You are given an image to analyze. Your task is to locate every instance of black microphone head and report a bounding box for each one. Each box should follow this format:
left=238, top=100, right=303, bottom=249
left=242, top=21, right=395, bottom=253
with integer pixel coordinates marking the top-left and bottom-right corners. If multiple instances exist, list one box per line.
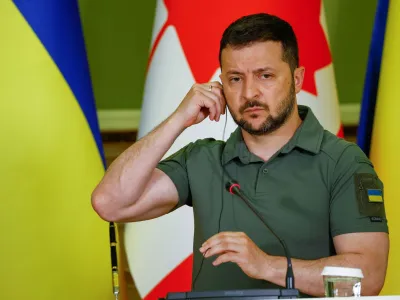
left=226, top=181, right=240, bottom=194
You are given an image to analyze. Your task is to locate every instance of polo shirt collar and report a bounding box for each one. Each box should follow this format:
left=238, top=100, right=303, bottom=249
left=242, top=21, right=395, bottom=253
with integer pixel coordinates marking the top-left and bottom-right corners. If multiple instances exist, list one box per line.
left=222, top=126, right=250, bottom=165
left=222, top=105, right=324, bottom=165
left=280, top=105, right=324, bottom=154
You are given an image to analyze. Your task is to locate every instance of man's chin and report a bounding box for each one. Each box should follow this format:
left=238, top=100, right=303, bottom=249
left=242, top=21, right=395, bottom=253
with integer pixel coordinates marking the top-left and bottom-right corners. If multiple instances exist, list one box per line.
left=233, top=116, right=272, bottom=134
left=240, top=123, right=270, bottom=135
left=243, top=128, right=269, bottom=136
left=243, top=119, right=267, bottom=129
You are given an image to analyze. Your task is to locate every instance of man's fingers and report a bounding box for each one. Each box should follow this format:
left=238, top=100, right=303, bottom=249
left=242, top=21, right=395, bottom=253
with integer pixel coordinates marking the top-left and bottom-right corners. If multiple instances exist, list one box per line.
left=196, top=89, right=222, bottom=121
left=199, top=82, right=226, bottom=119
left=203, top=231, right=247, bottom=244
left=200, top=81, right=223, bottom=92
left=208, top=85, right=226, bottom=116
left=200, top=96, right=216, bottom=121
left=205, top=231, right=246, bottom=243
left=198, top=83, right=222, bottom=98
left=200, top=232, right=247, bottom=253
left=198, top=81, right=226, bottom=121
left=203, top=240, right=243, bottom=258
left=212, top=252, right=242, bottom=266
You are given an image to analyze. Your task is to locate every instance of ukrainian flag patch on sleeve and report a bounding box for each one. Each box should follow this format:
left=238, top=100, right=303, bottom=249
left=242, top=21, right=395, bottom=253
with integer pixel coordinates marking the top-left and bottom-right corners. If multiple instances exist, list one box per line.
left=367, top=189, right=383, bottom=203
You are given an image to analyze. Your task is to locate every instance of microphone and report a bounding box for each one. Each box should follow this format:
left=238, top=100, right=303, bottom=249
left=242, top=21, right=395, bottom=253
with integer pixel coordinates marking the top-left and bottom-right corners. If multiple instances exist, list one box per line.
left=226, top=181, right=295, bottom=290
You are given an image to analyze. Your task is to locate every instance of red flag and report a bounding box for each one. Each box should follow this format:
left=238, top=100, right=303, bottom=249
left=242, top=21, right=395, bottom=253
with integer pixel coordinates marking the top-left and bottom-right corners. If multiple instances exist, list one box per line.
left=125, top=1, right=343, bottom=300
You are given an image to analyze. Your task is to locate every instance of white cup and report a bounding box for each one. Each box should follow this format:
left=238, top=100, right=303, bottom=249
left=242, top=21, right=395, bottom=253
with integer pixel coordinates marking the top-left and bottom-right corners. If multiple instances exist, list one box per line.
left=321, top=266, right=364, bottom=297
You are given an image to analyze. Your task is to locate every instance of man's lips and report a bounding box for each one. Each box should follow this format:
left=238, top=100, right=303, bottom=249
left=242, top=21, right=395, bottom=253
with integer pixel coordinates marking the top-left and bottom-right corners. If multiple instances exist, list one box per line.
left=244, top=107, right=264, bottom=113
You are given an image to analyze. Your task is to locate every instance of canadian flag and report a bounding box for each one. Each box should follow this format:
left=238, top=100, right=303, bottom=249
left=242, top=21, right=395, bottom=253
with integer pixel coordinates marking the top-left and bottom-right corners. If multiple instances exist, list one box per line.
left=124, top=1, right=342, bottom=300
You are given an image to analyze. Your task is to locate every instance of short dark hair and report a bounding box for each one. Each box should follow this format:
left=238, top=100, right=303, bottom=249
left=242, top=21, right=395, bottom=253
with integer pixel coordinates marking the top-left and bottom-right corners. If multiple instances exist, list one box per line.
left=219, top=13, right=299, bottom=72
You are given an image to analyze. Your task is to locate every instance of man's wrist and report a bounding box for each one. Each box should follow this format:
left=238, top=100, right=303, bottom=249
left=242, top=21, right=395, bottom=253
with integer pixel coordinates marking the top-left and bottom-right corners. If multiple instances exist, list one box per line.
left=259, top=253, right=277, bottom=281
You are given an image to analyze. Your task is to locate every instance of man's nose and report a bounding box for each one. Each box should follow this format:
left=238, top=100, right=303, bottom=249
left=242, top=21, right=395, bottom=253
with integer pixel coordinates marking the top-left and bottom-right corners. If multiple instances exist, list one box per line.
left=242, top=77, right=260, bottom=101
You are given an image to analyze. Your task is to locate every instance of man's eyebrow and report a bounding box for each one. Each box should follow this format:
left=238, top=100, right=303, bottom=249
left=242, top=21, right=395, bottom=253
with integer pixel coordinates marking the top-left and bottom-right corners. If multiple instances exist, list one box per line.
left=226, top=70, right=244, bottom=75
left=226, top=67, right=276, bottom=75
left=253, top=67, right=276, bottom=73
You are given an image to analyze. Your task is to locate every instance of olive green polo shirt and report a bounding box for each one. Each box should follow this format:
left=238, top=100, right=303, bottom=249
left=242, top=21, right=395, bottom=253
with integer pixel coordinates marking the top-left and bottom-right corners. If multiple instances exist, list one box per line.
left=157, top=105, right=388, bottom=297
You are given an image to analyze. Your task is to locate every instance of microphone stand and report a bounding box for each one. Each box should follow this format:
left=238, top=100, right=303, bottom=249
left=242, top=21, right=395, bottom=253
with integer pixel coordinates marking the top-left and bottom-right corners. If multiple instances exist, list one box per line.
left=227, top=182, right=296, bottom=291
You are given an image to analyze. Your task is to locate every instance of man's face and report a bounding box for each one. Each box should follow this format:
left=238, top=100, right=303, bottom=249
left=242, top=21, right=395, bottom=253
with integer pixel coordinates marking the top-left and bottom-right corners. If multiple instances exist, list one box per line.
left=220, top=41, right=302, bottom=135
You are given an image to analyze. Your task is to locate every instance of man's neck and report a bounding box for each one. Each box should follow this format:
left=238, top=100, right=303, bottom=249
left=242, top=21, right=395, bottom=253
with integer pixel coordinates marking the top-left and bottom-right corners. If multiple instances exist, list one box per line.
left=241, top=107, right=303, bottom=162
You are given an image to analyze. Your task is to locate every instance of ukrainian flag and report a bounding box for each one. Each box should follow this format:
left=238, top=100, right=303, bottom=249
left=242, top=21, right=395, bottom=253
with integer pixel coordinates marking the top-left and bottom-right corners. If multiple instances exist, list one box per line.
left=367, top=189, right=384, bottom=203
left=357, top=0, right=400, bottom=295
left=0, top=1, right=119, bottom=299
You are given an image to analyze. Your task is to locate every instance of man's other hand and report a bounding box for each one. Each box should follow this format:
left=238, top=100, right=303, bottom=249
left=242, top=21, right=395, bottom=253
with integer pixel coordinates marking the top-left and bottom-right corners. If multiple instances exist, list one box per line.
left=200, top=231, right=270, bottom=280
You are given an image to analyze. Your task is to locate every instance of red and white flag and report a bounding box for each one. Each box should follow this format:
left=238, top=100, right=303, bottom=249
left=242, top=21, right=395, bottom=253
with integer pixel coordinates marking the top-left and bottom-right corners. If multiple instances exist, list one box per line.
left=125, top=1, right=342, bottom=299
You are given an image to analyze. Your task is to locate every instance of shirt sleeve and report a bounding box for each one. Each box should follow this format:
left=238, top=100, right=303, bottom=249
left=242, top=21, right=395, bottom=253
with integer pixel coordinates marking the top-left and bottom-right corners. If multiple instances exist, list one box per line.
left=156, top=143, right=194, bottom=211
left=330, top=144, right=388, bottom=237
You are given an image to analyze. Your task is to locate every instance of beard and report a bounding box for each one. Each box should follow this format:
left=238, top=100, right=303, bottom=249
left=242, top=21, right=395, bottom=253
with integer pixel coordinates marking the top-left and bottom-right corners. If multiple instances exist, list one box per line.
left=229, top=82, right=296, bottom=136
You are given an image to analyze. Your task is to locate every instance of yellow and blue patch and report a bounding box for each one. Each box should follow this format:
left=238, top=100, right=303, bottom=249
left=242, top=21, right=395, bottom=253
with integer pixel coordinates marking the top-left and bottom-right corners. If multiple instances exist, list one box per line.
left=367, top=189, right=384, bottom=203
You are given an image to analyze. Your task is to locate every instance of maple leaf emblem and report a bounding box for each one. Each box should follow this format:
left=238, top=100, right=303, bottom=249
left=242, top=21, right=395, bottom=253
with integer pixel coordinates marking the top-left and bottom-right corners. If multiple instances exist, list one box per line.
left=150, top=0, right=332, bottom=96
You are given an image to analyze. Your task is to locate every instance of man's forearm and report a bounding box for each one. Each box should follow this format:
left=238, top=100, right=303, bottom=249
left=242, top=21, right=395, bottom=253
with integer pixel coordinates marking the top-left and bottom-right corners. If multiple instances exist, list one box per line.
left=92, top=113, right=185, bottom=211
left=263, top=253, right=376, bottom=297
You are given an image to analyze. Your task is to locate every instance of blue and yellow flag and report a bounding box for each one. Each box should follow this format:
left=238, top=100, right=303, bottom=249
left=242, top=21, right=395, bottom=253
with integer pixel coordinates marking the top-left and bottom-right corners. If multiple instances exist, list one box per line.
left=0, top=1, right=123, bottom=299
left=357, top=0, right=389, bottom=156
left=357, top=0, right=400, bottom=295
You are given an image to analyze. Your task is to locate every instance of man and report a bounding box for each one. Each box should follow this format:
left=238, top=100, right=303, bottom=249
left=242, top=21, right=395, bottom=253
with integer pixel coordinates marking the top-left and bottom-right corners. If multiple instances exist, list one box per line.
left=92, top=13, right=389, bottom=297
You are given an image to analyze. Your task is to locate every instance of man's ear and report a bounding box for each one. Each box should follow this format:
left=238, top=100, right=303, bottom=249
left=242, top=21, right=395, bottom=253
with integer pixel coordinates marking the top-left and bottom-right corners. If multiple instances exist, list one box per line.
left=293, top=67, right=305, bottom=93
